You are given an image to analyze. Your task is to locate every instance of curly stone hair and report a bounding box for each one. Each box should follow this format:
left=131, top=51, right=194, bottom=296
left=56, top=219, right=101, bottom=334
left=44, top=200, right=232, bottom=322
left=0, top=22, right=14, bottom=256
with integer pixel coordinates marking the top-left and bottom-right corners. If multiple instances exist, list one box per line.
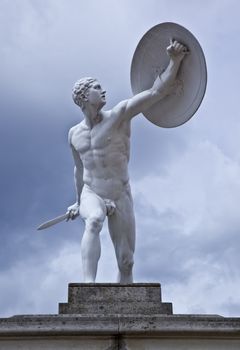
left=72, top=77, right=96, bottom=108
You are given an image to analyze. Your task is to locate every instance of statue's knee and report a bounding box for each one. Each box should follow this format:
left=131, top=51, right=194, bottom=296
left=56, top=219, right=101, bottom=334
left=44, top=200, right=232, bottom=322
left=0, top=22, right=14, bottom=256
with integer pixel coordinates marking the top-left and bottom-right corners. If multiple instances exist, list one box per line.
left=86, top=216, right=103, bottom=233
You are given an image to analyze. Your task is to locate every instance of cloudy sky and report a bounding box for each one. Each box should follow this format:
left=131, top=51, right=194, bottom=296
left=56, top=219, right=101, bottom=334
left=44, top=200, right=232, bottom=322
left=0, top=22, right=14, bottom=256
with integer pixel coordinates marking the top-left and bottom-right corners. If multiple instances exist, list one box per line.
left=1, top=0, right=240, bottom=318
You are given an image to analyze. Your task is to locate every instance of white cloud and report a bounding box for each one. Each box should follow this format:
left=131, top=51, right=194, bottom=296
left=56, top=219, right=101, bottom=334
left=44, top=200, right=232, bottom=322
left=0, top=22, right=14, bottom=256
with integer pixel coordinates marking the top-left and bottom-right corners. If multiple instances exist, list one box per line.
left=0, top=240, right=80, bottom=317
left=133, top=140, right=240, bottom=235
left=0, top=223, right=119, bottom=317
left=132, top=139, right=240, bottom=315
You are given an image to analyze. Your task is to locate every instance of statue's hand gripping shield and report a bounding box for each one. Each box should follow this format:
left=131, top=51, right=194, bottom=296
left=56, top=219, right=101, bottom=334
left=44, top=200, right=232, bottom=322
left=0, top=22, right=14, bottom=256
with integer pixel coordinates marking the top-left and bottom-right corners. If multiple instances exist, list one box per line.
left=130, top=22, right=207, bottom=128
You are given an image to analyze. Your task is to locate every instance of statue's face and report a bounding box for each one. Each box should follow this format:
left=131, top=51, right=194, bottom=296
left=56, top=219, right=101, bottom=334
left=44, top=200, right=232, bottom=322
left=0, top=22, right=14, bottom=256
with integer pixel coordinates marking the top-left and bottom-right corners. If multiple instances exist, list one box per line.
left=86, top=81, right=106, bottom=109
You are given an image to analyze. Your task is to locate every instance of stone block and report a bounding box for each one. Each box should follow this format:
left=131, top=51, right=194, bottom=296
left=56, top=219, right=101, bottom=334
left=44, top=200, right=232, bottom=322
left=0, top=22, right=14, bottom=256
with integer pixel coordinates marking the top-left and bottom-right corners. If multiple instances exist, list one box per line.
left=58, top=283, right=173, bottom=315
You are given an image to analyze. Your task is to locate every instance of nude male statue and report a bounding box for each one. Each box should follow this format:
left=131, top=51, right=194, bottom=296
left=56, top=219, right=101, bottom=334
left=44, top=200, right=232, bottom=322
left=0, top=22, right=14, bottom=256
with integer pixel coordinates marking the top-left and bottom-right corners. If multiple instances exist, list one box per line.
left=67, top=40, right=187, bottom=283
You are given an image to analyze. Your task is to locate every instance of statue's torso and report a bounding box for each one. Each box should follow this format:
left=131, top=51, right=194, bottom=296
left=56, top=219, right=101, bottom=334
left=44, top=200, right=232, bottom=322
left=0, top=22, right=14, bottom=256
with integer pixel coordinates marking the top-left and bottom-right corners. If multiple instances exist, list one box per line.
left=71, top=110, right=131, bottom=201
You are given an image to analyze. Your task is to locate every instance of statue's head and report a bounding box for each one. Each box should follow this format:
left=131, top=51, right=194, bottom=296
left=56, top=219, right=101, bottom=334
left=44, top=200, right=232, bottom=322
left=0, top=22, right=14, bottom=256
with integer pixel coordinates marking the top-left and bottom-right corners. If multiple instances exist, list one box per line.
left=72, top=77, right=96, bottom=109
left=72, top=77, right=106, bottom=110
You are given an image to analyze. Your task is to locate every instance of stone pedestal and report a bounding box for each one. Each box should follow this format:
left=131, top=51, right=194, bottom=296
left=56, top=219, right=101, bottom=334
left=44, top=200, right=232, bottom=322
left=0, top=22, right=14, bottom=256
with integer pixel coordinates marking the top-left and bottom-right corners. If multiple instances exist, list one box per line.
left=0, top=283, right=240, bottom=349
left=59, top=283, right=172, bottom=315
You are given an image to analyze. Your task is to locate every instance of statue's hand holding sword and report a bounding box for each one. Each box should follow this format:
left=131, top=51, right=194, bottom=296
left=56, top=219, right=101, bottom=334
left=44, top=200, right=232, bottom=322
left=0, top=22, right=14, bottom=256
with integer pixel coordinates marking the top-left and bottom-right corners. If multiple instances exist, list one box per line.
left=37, top=203, right=80, bottom=231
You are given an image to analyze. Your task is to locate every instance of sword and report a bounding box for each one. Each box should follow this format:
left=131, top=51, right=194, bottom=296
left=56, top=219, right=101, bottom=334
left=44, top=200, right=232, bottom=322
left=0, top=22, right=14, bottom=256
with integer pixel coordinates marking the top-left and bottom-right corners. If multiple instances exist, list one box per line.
left=37, top=213, right=69, bottom=231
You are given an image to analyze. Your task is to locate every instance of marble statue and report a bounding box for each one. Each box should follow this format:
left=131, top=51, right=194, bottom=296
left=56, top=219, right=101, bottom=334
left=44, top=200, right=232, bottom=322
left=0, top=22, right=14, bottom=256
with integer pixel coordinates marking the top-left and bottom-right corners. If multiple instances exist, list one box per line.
left=66, top=40, right=187, bottom=283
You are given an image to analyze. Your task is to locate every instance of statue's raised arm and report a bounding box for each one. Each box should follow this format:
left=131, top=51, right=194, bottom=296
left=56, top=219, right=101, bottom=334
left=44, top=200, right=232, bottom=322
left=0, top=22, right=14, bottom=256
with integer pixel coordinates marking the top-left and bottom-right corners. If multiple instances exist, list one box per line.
left=125, top=40, right=188, bottom=119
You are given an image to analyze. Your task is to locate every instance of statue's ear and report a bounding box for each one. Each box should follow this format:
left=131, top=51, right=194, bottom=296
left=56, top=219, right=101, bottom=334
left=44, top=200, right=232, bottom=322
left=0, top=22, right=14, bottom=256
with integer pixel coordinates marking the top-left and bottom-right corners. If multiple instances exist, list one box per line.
left=83, top=95, right=88, bottom=102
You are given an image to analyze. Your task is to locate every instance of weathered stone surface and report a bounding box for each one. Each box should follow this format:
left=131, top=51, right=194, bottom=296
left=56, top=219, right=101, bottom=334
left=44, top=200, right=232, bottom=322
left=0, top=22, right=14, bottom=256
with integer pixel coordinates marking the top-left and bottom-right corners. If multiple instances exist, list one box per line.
left=0, top=336, right=240, bottom=350
left=1, top=312, right=240, bottom=349
left=1, top=314, right=240, bottom=337
left=59, top=283, right=173, bottom=315
left=126, top=338, right=240, bottom=350
left=0, top=337, right=112, bottom=350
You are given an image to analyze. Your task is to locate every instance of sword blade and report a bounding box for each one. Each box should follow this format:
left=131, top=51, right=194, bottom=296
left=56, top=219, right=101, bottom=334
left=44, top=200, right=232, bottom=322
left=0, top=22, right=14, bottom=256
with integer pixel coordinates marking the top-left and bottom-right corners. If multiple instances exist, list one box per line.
left=37, top=213, right=69, bottom=231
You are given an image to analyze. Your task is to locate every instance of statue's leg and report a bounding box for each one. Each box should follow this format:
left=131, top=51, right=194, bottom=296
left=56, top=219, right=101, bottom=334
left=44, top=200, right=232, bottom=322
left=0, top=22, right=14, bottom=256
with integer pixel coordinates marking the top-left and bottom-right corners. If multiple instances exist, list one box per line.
left=80, top=186, right=107, bottom=283
left=108, top=185, right=135, bottom=283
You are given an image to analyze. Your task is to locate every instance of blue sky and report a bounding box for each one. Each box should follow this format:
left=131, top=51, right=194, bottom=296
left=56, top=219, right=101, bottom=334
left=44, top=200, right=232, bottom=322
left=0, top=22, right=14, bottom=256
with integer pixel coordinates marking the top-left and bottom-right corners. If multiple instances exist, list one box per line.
left=1, top=0, right=240, bottom=317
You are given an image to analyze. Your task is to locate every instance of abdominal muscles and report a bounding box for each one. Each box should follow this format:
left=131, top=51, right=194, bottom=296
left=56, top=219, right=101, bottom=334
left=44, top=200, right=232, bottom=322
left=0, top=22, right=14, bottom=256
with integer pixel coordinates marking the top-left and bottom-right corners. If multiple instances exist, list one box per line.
left=82, top=137, right=130, bottom=200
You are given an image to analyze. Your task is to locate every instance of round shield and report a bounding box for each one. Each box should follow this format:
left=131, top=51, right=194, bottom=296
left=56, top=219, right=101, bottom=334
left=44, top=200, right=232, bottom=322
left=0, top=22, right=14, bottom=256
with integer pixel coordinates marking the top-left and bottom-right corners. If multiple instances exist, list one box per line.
left=130, top=22, right=207, bottom=128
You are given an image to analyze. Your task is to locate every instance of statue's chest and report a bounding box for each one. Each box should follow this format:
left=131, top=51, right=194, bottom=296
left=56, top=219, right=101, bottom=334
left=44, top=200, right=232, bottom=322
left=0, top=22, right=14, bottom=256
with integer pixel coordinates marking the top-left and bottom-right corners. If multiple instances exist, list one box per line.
left=72, top=129, right=91, bottom=154
left=72, top=126, right=113, bottom=154
left=90, top=126, right=114, bottom=149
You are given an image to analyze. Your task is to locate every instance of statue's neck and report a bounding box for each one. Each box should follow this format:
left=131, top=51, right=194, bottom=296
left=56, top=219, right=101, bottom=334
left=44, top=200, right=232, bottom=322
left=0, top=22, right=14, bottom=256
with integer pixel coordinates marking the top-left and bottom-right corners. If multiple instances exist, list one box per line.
left=83, top=106, right=103, bottom=129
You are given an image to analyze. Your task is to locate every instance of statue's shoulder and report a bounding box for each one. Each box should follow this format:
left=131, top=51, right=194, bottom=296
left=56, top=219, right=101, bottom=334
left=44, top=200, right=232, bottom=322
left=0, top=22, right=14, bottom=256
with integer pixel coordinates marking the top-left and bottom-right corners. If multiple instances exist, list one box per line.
left=107, top=100, right=129, bottom=124
left=68, top=122, right=83, bottom=144
left=112, top=99, right=128, bottom=115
